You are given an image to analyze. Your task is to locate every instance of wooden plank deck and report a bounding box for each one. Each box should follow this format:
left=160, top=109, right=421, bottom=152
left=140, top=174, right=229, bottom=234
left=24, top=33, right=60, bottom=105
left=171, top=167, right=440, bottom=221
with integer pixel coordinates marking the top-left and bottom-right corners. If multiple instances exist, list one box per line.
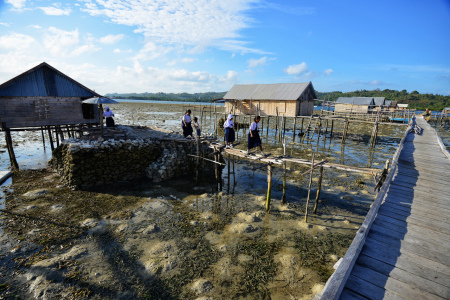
left=318, top=116, right=450, bottom=300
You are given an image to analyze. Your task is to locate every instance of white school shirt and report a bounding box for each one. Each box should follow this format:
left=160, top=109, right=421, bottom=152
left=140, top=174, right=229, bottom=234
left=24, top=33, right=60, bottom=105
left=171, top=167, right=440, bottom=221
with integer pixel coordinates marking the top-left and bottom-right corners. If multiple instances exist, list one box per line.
left=250, top=122, right=259, bottom=131
left=193, top=121, right=201, bottom=130
left=183, top=114, right=191, bottom=123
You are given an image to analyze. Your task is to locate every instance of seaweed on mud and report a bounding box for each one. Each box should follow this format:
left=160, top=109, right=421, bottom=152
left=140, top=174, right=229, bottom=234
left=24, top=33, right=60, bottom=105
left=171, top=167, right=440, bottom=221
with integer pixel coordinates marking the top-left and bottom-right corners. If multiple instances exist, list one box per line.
left=230, top=239, right=281, bottom=299
left=293, top=232, right=353, bottom=281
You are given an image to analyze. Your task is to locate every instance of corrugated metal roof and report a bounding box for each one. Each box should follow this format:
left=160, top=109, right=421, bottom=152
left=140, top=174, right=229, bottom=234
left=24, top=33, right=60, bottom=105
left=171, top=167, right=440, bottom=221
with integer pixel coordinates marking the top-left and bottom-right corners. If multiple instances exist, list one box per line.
left=397, top=103, right=409, bottom=108
left=373, top=97, right=386, bottom=105
left=0, top=62, right=100, bottom=98
left=223, top=82, right=316, bottom=101
left=335, top=97, right=375, bottom=106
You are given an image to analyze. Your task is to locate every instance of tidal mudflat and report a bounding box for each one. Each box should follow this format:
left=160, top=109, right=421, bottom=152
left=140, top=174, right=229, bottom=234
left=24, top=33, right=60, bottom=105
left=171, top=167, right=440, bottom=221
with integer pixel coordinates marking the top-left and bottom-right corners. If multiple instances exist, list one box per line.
left=1, top=102, right=438, bottom=299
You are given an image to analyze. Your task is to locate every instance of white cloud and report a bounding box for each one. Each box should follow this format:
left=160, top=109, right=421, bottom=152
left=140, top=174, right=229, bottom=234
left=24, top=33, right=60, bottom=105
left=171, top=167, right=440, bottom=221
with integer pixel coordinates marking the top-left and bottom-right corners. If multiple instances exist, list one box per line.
left=113, top=49, right=121, bottom=53
left=323, top=68, right=333, bottom=76
left=42, top=27, right=99, bottom=57
left=80, top=0, right=262, bottom=53
left=100, top=34, right=125, bottom=44
left=369, top=80, right=383, bottom=86
left=181, top=57, right=197, bottom=63
left=38, top=6, right=71, bottom=16
left=5, top=0, right=27, bottom=10
left=283, top=62, right=308, bottom=75
left=248, top=57, right=266, bottom=68
left=167, top=60, right=177, bottom=66
left=0, top=33, right=36, bottom=50
left=0, top=23, right=11, bottom=27
left=219, top=70, right=239, bottom=83
left=247, top=56, right=275, bottom=68
left=133, top=42, right=173, bottom=61
left=29, top=25, right=42, bottom=29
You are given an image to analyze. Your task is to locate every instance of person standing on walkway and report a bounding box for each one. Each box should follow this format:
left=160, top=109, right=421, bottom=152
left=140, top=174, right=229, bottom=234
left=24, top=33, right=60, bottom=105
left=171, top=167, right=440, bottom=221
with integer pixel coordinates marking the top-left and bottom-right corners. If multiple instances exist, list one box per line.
left=182, top=109, right=193, bottom=139
left=247, top=116, right=265, bottom=155
left=193, top=117, right=201, bottom=139
left=223, top=114, right=235, bottom=148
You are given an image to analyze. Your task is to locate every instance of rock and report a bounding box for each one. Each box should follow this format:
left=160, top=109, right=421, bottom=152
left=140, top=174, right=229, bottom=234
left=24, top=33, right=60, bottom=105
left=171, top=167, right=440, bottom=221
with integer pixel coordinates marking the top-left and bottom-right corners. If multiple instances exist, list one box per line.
left=312, top=283, right=325, bottom=295
left=24, top=205, right=38, bottom=211
left=329, top=254, right=339, bottom=262
left=142, top=224, right=160, bottom=234
left=80, top=218, right=99, bottom=228
left=115, top=223, right=129, bottom=233
left=238, top=254, right=252, bottom=263
left=50, top=204, right=64, bottom=212
left=23, top=189, right=47, bottom=198
left=191, top=278, right=213, bottom=295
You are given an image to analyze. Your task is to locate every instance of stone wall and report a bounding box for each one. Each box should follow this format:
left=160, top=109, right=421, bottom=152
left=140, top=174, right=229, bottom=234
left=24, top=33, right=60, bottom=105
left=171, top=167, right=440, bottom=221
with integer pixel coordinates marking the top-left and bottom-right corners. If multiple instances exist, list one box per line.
left=49, top=138, right=204, bottom=188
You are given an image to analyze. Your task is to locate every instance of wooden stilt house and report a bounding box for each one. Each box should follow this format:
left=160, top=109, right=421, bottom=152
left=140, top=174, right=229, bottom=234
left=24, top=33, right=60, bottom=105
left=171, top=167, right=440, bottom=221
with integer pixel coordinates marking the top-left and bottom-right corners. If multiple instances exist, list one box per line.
left=0, top=62, right=102, bottom=169
left=223, top=82, right=317, bottom=117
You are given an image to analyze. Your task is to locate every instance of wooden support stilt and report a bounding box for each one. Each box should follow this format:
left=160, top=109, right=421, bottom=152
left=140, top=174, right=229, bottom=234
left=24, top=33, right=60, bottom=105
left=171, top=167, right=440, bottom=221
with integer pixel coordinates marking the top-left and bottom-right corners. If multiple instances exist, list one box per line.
left=58, top=126, right=64, bottom=141
left=330, top=120, right=334, bottom=137
left=275, top=108, right=279, bottom=139
left=41, top=126, right=46, bottom=150
left=227, top=153, right=231, bottom=193
left=341, top=119, right=349, bottom=145
left=293, top=117, right=297, bottom=141
left=305, top=152, right=315, bottom=222
left=266, top=163, right=273, bottom=212
left=313, top=166, right=323, bottom=214
left=281, top=138, right=287, bottom=205
left=2, top=123, right=19, bottom=170
left=316, top=118, right=322, bottom=147
left=301, top=118, right=304, bottom=135
left=266, top=116, right=270, bottom=135
left=46, top=126, right=54, bottom=151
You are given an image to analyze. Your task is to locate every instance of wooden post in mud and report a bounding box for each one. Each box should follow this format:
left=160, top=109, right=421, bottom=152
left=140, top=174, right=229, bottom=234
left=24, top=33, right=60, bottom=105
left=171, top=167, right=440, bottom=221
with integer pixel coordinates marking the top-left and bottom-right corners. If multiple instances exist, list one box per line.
left=214, top=101, right=217, bottom=138
left=281, top=138, right=287, bottom=205
left=275, top=108, right=279, bottom=139
left=266, top=116, right=270, bottom=135
left=227, top=153, right=231, bottom=193
left=196, top=138, right=200, bottom=183
left=304, top=152, right=315, bottom=222
left=341, top=118, right=349, bottom=145
left=330, top=120, right=334, bottom=137
left=301, top=118, right=304, bottom=135
left=2, top=123, right=19, bottom=170
left=40, top=126, right=46, bottom=150
left=293, top=117, right=297, bottom=141
left=266, top=163, right=273, bottom=212
left=282, top=116, right=287, bottom=140
left=370, top=121, right=379, bottom=150
left=313, top=166, right=324, bottom=214
left=47, top=126, right=54, bottom=151
left=57, top=126, right=64, bottom=142
left=316, top=118, right=322, bottom=147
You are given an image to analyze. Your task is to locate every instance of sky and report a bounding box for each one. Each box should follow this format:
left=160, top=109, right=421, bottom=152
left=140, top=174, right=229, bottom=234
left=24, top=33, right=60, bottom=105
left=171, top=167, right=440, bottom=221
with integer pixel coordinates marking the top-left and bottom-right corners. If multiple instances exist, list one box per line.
left=0, top=0, right=449, bottom=96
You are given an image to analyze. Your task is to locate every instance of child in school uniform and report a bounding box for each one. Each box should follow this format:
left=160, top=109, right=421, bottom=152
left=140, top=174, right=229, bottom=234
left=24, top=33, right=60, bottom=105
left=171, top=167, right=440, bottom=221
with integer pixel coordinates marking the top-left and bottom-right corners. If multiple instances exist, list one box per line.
left=247, top=116, right=265, bottom=155
left=181, top=109, right=193, bottom=139
left=223, top=114, right=235, bottom=148
left=193, top=117, right=201, bottom=138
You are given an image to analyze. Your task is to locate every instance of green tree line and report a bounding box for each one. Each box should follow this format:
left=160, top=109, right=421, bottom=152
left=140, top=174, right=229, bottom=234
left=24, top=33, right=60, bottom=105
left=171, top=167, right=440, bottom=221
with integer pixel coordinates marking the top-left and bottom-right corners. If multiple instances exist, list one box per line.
left=315, top=89, right=450, bottom=110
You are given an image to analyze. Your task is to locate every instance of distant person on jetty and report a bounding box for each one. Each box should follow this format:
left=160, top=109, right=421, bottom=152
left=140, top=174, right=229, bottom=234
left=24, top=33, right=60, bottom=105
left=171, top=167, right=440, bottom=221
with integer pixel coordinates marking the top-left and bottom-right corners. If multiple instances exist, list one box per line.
left=224, top=114, right=235, bottom=148
left=423, top=108, right=432, bottom=122
left=193, top=117, right=201, bottom=139
left=103, top=106, right=115, bottom=127
left=247, top=116, right=265, bottom=156
left=182, top=109, right=193, bottom=139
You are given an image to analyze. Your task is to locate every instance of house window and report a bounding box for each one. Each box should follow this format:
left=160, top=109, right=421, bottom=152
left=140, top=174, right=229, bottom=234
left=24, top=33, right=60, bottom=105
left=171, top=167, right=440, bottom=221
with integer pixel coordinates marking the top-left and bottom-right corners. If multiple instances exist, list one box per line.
left=82, top=103, right=96, bottom=119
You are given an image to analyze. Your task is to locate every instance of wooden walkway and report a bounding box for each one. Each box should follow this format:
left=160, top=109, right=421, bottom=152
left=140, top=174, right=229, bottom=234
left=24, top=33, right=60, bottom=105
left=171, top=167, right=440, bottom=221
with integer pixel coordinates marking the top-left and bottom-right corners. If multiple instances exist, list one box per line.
left=318, top=116, right=450, bottom=300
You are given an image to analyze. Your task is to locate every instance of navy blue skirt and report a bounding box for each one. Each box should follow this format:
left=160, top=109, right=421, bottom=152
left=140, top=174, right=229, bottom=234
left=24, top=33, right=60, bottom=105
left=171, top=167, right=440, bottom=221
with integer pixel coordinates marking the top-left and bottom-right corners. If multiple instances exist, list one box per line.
left=248, top=130, right=261, bottom=149
left=182, top=121, right=193, bottom=137
left=224, top=127, right=235, bottom=143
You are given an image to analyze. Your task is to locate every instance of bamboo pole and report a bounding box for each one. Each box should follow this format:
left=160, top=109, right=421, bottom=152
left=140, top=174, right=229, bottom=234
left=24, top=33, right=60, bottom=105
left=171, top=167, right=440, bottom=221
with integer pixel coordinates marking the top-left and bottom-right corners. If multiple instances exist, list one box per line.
left=304, top=152, right=315, bottom=222
left=281, top=138, right=287, bottom=205
left=313, top=166, right=323, bottom=214
left=266, top=163, right=273, bottom=212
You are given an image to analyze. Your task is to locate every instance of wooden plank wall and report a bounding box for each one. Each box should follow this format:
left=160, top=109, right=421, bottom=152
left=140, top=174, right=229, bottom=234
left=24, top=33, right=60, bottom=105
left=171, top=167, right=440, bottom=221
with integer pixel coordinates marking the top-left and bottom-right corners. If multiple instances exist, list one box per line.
left=335, top=104, right=370, bottom=114
left=0, top=96, right=97, bottom=128
left=225, top=100, right=311, bottom=117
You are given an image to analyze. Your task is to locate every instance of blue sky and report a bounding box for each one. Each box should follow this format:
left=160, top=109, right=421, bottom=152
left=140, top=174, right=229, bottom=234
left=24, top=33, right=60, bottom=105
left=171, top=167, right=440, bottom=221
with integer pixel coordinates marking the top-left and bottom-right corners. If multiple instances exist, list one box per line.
left=0, top=0, right=449, bottom=95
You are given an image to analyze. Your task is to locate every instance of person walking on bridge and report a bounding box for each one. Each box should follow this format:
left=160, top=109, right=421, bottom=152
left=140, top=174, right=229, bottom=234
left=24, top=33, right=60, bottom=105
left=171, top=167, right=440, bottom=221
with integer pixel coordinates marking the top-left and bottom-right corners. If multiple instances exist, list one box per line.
left=224, top=114, right=235, bottom=148
left=247, top=116, right=265, bottom=156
